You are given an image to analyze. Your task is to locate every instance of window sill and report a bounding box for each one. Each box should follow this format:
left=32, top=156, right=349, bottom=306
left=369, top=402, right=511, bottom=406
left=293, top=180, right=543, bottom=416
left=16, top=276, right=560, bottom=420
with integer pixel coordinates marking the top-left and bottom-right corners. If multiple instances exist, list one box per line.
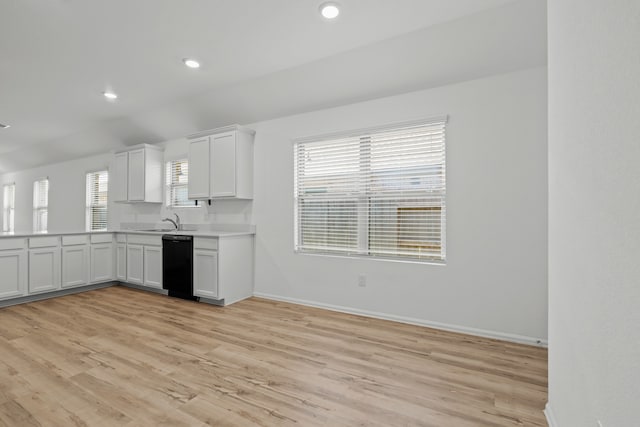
left=294, top=250, right=446, bottom=266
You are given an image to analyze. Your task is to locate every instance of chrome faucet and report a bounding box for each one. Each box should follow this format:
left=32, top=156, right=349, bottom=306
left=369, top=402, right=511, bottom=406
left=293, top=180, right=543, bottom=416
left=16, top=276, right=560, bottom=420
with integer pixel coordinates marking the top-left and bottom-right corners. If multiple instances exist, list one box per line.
left=162, top=213, right=181, bottom=231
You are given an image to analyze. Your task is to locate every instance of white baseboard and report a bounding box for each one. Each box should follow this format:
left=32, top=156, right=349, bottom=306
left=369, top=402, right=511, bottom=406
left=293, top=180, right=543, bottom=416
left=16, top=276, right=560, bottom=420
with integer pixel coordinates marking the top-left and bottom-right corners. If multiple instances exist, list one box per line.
left=544, top=402, right=558, bottom=427
left=253, top=292, right=548, bottom=347
left=0, top=282, right=116, bottom=308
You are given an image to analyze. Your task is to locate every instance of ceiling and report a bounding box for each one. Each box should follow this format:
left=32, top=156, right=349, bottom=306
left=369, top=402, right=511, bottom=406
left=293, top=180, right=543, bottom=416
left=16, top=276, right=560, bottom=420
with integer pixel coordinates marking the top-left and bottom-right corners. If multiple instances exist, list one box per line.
left=0, top=0, right=546, bottom=172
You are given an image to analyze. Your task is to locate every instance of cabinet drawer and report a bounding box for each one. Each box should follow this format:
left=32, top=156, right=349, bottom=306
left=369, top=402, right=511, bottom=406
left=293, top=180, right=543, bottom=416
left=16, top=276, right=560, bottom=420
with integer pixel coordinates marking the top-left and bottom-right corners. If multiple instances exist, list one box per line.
left=62, top=235, right=89, bottom=246
left=29, top=236, right=60, bottom=248
left=116, top=234, right=127, bottom=243
left=91, top=234, right=113, bottom=244
left=0, top=238, right=27, bottom=251
left=127, top=234, right=162, bottom=246
left=194, top=237, right=218, bottom=250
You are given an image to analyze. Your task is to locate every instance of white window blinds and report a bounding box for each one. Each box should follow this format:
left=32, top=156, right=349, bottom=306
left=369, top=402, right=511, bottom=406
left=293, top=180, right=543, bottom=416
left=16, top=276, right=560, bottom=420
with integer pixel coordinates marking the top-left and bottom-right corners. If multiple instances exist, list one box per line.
left=33, top=178, right=49, bottom=233
left=294, top=118, right=447, bottom=262
left=86, top=171, right=108, bottom=231
left=3, top=183, right=15, bottom=233
left=166, top=159, right=195, bottom=207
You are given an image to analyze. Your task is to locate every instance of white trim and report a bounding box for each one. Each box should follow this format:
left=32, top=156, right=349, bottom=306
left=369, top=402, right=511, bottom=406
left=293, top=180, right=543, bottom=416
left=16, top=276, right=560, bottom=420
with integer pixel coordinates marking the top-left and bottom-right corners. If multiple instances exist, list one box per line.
left=117, top=282, right=168, bottom=295
left=114, top=143, right=162, bottom=154
left=253, top=292, right=548, bottom=347
left=164, top=153, right=189, bottom=162
left=85, top=167, right=109, bottom=175
left=294, top=249, right=447, bottom=266
left=0, top=282, right=115, bottom=308
left=292, top=115, right=448, bottom=144
left=188, top=124, right=255, bottom=139
left=544, top=402, right=559, bottom=427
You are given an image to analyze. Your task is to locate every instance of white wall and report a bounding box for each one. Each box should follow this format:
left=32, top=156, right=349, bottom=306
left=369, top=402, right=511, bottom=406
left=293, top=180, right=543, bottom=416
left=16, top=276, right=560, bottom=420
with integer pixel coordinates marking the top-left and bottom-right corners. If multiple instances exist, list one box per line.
left=0, top=67, right=548, bottom=343
left=251, top=67, right=548, bottom=342
left=548, top=1, right=640, bottom=426
left=0, top=153, right=113, bottom=233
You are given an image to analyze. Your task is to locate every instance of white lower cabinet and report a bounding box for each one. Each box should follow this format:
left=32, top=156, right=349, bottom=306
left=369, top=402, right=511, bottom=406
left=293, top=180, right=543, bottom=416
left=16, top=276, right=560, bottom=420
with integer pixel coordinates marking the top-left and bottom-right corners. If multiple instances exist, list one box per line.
left=193, top=249, right=218, bottom=299
left=116, top=243, right=127, bottom=281
left=192, top=236, right=253, bottom=305
left=126, top=244, right=144, bottom=285
left=143, top=246, right=162, bottom=289
left=0, top=232, right=254, bottom=307
left=62, top=245, right=89, bottom=289
left=29, top=247, right=61, bottom=294
left=0, top=250, right=28, bottom=301
left=0, top=233, right=116, bottom=304
left=90, top=243, right=114, bottom=283
left=123, top=234, right=162, bottom=289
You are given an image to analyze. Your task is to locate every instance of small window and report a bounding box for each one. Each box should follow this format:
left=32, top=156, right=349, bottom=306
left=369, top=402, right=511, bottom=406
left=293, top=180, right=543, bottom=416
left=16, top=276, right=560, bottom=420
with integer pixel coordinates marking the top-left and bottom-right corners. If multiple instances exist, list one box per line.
left=86, top=171, right=109, bottom=231
left=166, top=159, right=196, bottom=208
left=33, top=178, right=49, bottom=233
left=3, top=183, right=15, bottom=233
left=294, top=118, right=447, bottom=262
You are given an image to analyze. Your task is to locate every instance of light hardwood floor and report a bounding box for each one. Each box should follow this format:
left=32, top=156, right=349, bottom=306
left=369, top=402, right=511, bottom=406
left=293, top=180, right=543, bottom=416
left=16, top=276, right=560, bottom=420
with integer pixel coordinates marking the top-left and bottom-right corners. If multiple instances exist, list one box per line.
left=0, top=286, right=547, bottom=426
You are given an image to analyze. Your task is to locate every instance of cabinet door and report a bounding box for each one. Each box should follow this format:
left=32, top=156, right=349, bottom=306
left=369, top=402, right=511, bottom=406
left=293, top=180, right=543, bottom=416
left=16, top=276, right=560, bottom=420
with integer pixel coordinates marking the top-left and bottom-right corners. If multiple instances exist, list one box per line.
left=116, top=243, right=127, bottom=281
left=210, top=132, right=236, bottom=197
left=126, top=244, right=144, bottom=284
left=188, top=137, right=210, bottom=199
left=143, top=246, right=162, bottom=289
left=193, top=249, right=218, bottom=299
left=0, top=250, right=28, bottom=301
left=62, top=245, right=89, bottom=289
left=113, top=152, right=129, bottom=202
left=29, top=248, right=61, bottom=294
left=91, top=243, right=114, bottom=283
left=128, top=149, right=145, bottom=201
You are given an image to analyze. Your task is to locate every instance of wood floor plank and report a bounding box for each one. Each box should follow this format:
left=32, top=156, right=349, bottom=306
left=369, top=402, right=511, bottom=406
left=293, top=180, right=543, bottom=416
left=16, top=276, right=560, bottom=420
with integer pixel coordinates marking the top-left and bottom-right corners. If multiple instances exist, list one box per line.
left=0, top=286, right=548, bottom=426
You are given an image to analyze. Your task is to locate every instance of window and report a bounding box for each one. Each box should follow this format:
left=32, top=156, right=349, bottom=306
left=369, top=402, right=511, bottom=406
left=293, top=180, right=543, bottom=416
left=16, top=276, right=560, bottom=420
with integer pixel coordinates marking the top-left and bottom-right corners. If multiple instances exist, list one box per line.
left=33, top=178, right=49, bottom=233
left=294, top=118, right=447, bottom=262
left=166, top=159, right=195, bottom=207
left=3, top=183, right=15, bottom=233
left=86, top=170, right=109, bottom=231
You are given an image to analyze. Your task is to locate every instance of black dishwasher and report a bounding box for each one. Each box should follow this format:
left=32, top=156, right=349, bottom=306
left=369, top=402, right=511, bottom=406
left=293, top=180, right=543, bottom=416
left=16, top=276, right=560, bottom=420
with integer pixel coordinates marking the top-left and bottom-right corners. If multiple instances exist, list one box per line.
left=162, top=235, right=197, bottom=300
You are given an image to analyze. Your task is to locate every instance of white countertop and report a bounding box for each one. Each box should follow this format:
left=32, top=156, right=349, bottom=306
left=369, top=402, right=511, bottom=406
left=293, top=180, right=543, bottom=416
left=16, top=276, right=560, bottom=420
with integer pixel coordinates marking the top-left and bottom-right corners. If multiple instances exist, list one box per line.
left=121, top=229, right=255, bottom=237
left=0, top=229, right=255, bottom=239
left=0, top=230, right=113, bottom=239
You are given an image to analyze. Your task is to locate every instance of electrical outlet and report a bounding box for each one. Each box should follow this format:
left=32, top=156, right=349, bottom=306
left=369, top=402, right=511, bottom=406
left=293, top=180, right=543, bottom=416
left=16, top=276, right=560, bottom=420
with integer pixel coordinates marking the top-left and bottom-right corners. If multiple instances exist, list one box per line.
left=358, top=275, right=367, bottom=287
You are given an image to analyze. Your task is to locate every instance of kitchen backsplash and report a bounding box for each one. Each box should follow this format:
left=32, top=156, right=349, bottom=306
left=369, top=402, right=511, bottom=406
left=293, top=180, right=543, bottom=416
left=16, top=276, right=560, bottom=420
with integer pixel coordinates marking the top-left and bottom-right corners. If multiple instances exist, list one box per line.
left=119, top=222, right=256, bottom=233
left=112, top=198, right=253, bottom=229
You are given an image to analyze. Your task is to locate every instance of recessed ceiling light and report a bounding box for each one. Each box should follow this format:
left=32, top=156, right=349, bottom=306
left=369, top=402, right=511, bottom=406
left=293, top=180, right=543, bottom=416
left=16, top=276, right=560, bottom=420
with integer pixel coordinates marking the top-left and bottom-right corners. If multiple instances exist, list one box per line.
left=0, top=123, right=9, bottom=129
left=103, top=91, right=118, bottom=100
left=319, top=2, right=340, bottom=19
left=183, top=58, right=201, bottom=69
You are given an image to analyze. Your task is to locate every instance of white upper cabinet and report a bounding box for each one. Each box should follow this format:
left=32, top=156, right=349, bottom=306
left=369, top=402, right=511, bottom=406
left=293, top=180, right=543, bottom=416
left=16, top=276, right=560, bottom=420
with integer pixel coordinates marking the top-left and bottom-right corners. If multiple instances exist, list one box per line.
left=187, top=125, right=255, bottom=200
left=187, top=138, right=210, bottom=200
left=210, top=132, right=236, bottom=197
left=127, top=149, right=145, bottom=201
left=113, top=144, right=164, bottom=203
left=113, top=152, right=129, bottom=202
